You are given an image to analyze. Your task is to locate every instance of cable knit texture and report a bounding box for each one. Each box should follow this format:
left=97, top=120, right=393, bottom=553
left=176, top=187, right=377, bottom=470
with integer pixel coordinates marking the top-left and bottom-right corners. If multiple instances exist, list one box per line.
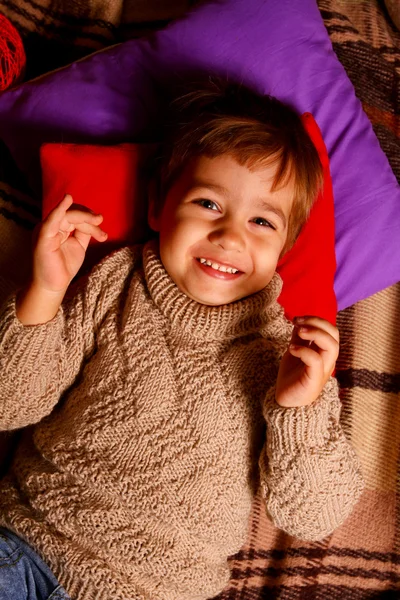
left=0, top=240, right=364, bottom=600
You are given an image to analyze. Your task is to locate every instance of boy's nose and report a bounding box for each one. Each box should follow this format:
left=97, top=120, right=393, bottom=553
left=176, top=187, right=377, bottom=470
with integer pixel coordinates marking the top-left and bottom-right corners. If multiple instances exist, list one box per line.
left=209, top=223, right=246, bottom=252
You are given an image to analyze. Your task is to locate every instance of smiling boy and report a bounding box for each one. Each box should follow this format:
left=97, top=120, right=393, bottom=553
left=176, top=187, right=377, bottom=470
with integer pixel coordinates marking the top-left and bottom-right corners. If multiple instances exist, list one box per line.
left=0, top=79, right=364, bottom=600
left=149, top=154, right=292, bottom=306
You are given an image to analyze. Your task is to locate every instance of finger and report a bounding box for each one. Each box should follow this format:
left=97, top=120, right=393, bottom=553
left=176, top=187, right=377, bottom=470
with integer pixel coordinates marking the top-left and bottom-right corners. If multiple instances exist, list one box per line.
left=58, top=211, right=103, bottom=232
left=296, top=325, right=339, bottom=357
left=289, top=344, right=324, bottom=372
left=60, top=210, right=103, bottom=224
left=73, top=226, right=108, bottom=252
left=43, top=202, right=104, bottom=240
left=71, top=222, right=108, bottom=242
left=43, top=194, right=74, bottom=236
left=55, top=216, right=104, bottom=245
left=294, top=316, right=339, bottom=343
left=57, top=228, right=74, bottom=245
left=73, top=229, right=92, bottom=251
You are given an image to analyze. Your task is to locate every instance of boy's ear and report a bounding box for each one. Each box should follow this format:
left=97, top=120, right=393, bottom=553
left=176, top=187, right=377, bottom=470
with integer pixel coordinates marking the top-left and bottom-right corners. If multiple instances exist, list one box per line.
left=147, top=179, right=161, bottom=232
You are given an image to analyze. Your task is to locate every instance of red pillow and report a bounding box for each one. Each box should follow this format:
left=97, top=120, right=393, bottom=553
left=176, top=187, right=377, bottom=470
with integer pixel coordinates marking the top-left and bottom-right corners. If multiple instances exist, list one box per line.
left=40, top=113, right=336, bottom=324
left=41, top=143, right=154, bottom=245
left=277, top=113, right=337, bottom=324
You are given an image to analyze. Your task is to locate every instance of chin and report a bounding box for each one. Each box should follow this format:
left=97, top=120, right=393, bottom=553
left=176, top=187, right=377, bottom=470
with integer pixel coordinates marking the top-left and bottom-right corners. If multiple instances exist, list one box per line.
left=186, top=289, right=247, bottom=306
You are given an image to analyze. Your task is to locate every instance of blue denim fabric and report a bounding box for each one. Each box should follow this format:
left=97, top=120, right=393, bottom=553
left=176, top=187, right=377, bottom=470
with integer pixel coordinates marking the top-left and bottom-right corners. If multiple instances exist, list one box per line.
left=0, top=528, right=70, bottom=600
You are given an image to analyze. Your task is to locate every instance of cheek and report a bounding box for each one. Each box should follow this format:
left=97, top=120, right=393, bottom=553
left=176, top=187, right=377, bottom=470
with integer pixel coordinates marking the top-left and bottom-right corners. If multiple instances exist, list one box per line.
left=162, top=215, right=206, bottom=246
left=159, top=219, right=197, bottom=268
left=251, top=237, right=282, bottom=271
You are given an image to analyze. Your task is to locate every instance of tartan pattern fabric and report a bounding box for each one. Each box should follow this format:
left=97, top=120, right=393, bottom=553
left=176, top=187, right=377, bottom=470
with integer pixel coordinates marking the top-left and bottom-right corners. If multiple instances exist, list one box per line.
left=0, top=0, right=194, bottom=79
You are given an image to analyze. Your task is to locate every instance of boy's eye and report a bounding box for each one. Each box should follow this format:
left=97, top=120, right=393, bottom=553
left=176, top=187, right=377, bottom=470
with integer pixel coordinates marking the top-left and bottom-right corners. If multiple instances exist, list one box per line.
left=195, top=199, right=219, bottom=211
left=253, top=217, right=276, bottom=230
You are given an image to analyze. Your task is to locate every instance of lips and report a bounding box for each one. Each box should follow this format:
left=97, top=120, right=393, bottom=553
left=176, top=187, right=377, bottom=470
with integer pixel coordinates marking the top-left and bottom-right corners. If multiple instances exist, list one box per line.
left=198, top=259, right=240, bottom=275
left=195, top=256, right=243, bottom=280
left=197, top=256, right=243, bottom=273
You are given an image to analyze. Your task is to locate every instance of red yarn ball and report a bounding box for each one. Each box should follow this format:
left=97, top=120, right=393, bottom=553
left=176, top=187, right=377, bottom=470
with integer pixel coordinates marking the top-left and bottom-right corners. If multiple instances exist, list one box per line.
left=0, top=14, right=26, bottom=92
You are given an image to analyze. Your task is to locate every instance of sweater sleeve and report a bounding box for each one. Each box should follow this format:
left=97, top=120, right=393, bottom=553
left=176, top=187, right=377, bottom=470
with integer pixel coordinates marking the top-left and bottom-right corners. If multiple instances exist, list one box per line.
left=0, top=247, right=139, bottom=431
left=259, top=377, right=365, bottom=541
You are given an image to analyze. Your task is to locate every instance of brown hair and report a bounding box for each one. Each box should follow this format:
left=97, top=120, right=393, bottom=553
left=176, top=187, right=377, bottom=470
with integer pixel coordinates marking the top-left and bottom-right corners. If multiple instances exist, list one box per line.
left=155, top=77, right=323, bottom=254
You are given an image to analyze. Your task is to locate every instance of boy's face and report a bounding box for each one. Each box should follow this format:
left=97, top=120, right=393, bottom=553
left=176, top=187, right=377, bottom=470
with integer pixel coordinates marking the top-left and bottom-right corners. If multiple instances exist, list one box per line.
left=149, top=154, right=294, bottom=306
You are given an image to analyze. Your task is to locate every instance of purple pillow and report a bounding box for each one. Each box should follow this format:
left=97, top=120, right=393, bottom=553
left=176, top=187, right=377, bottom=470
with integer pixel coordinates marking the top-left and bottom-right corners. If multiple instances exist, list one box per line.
left=0, top=0, right=399, bottom=310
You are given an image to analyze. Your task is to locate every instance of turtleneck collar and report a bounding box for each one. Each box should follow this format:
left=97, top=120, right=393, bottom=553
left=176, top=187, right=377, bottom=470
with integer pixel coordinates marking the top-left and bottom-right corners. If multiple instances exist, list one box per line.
left=142, top=240, right=283, bottom=341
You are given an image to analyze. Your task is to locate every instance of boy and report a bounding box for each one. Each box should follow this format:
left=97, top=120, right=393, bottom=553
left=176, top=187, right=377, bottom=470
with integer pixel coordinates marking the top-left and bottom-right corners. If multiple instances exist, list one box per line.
left=0, top=79, right=364, bottom=600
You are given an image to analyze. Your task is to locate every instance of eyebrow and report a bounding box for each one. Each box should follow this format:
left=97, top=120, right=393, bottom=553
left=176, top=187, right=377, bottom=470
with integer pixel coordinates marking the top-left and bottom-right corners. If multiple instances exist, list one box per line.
left=256, top=200, right=287, bottom=230
left=191, top=182, right=228, bottom=197
left=190, top=183, right=288, bottom=230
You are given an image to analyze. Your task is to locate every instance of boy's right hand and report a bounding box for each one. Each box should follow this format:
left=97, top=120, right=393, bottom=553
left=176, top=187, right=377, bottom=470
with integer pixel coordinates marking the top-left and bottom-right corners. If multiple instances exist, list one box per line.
left=15, top=195, right=108, bottom=325
left=33, top=194, right=108, bottom=293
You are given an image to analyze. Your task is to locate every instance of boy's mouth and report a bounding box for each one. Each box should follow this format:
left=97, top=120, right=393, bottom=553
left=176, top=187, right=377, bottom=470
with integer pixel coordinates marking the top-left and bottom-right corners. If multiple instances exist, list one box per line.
left=195, top=257, right=243, bottom=278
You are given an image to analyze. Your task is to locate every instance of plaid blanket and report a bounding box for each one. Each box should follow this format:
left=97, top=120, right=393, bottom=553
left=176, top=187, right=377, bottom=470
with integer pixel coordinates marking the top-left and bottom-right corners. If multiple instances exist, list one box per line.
left=0, top=0, right=399, bottom=597
left=0, top=0, right=194, bottom=79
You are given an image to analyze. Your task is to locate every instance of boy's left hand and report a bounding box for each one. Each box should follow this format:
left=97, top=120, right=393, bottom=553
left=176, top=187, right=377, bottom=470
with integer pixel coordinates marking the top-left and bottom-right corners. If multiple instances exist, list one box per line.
left=275, top=316, right=339, bottom=408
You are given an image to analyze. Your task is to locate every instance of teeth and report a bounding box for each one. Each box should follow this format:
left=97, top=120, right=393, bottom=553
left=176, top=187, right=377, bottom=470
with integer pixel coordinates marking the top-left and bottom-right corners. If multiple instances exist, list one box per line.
left=198, top=258, right=238, bottom=274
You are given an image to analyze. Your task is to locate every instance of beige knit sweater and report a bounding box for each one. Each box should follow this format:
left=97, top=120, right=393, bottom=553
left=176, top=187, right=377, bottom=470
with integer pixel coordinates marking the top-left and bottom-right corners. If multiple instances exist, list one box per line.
left=0, top=241, right=364, bottom=600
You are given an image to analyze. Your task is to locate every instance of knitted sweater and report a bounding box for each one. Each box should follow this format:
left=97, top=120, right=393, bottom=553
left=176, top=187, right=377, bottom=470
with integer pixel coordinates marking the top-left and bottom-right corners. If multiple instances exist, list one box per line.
left=0, top=241, right=364, bottom=600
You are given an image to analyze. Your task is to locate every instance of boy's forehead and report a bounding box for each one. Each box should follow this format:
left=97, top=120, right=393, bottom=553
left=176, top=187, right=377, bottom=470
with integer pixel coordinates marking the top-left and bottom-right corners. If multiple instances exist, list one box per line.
left=185, top=154, right=291, bottom=186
